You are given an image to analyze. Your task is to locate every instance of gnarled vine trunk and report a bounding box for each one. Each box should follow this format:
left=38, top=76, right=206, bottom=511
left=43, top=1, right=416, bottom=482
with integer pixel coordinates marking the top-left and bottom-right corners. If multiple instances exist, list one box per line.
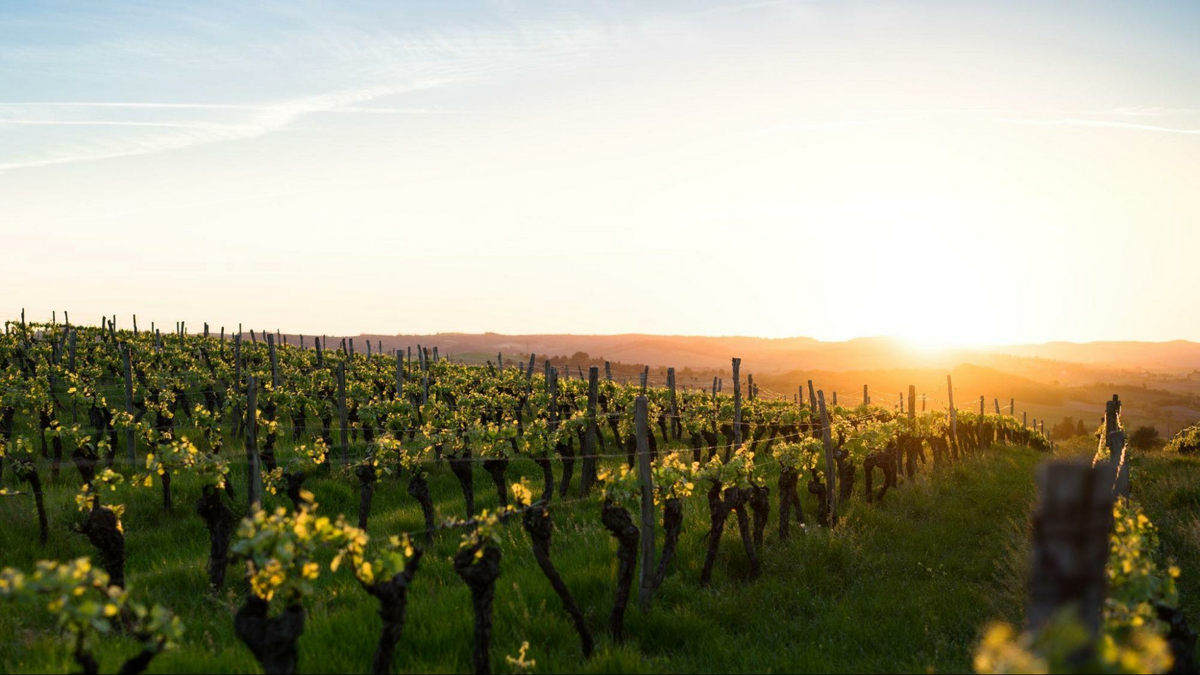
left=601, top=500, right=639, bottom=641
left=364, top=551, right=423, bottom=675
left=777, top=469, right=804, bottom=540
left=356, top=465, right=376, bottom=530
left=448, top=453, right=475, bottom=518
left=652, top=497, right=684, bottom=590
left=483, top=458, right=509, bottom=508
left=407, top=473, right=435, bottom=544
left=454, top=544, right=501, bottom=675
left=196, top=485, right=235, bottom=589
left=79, top=506, right=125, bottom=588
left=523, top=504, right=593, bottom=658
left=234, top=597, right=305, bottom=675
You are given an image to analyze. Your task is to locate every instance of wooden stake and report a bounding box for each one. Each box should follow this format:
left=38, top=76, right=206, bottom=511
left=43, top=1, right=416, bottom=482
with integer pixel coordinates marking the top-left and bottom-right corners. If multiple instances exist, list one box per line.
left=947, top=375, right=958, bottom=458
left=268, top=334, right=278, bottom=389
left=1028, top=461, right=1115, bottom=636
left=818, top=390, right=837, bottom=526
left=123, top=347, right=135, bottom=464
left=581, top=366, right=600, bottom=496
left=668, top=367, right=679, bottom=440
left=246, top=376, right=261, bottom=509
left=338, top=364, right=348, bottom=464
left=396, top=350, right=404, bottom=397
left=732, top=358, right=742, bottom=446
left=636, top=395, right=656, bottom=613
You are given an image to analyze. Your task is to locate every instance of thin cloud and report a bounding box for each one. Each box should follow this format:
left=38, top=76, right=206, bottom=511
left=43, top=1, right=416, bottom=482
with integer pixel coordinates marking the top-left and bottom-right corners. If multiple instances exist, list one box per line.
left=0, top=79, right=455, bottom=172
left=994, top=117, right=1200, bottom=136
left=0, top=119, right=238, bottom=130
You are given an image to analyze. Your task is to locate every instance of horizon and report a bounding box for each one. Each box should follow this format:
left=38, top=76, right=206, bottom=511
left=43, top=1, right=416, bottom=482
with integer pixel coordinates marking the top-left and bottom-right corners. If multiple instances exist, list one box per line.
left=11, top=312, right=1200, bottom=349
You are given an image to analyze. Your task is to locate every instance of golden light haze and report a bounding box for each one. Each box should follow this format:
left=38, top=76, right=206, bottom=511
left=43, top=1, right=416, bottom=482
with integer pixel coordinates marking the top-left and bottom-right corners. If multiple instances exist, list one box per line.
left=2, top=1, right=1199, bottom=346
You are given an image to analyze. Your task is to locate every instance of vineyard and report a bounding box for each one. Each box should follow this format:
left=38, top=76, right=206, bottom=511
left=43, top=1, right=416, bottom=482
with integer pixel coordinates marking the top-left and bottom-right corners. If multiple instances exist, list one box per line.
left=0, top=317, right=1190, bottom=674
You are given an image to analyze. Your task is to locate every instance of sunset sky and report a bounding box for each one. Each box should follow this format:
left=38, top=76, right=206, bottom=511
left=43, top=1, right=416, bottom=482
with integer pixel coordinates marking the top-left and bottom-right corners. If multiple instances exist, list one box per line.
left=2, top=1, right=1199, bottom=346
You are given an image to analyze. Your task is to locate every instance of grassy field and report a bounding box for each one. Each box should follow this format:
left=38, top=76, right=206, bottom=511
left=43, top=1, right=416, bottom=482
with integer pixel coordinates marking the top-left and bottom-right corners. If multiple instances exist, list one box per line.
left=0, top=440, right=1047, bottom=674
left=1129, top=449, right=1200, bottom=666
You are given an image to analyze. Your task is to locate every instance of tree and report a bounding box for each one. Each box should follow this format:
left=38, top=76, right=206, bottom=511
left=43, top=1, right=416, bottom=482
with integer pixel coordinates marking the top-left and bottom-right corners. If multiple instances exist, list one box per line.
left=1128, top=426, right=1161, bottom=451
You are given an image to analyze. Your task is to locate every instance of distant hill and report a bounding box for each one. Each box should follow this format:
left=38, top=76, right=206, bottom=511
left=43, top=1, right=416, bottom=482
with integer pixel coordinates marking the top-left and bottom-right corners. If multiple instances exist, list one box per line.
left=989, top=341, right=1200, bottom=373
left=256, top=330, right=1200, bottom=436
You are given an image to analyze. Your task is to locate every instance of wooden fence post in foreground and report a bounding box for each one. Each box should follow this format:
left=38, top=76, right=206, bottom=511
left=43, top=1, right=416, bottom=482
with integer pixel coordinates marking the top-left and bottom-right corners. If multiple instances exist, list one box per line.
left=1028, top=461, right=1116, bottom=636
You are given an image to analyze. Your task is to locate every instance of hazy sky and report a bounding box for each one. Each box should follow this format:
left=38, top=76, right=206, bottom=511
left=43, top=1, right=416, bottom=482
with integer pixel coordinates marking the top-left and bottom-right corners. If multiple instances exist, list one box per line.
left=2, top=0, right=1199, bottom=345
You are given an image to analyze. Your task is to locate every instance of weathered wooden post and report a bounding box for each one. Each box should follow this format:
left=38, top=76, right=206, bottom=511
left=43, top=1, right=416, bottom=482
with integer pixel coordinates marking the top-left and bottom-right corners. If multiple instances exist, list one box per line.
left=980, top=396, right=987, bottom=451
left=338, top=363, right=348, bottom=465
left=1028, top=461, right=1115, bottom=636
left=246, top=376, right=261, bottom=509
left=581, top=367, right=600, bottom=496
left=864, top=385, right=870, bottom=406
left=123, top=347, right=135, bottom=464
left=732, top=358, right=742, bottom=446
left=947, top=375, right=958, bottom=459
left=395, top=350, right=404, bottom=397
left=668, top=367, right=680, bottom=439
left=636, top=396, right=656, bottom=613
left=818, top=390, right=837, bottom=526
left=268, top=334, right=278, bottom=390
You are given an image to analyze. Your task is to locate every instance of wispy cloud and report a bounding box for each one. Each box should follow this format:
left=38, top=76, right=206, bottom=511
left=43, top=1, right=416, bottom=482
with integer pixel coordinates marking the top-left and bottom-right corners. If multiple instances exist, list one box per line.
left=0, top=79, right=455, bottom=172
left=0, top=119, right=238, bottom=129
left=994, top=117, right=1200, bottom=136
left=761, top=109, right=1200, bottom=138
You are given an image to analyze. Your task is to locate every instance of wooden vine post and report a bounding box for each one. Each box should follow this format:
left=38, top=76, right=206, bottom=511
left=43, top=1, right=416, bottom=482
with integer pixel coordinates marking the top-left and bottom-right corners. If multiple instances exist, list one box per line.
left=864, top=384, right=870, bottom=406
left=580, top=366, right=600, bottom=496
left=1103, top=396, right=1130, bottom=498
left=1028, top=461, right=1116, bottom=636
left=635, top=396, right=656, bottom=613
left=338, top=363, right=349, bottom=465
left=817, top=390, right=837, bottom=526
left=268, top=334, right=278, bottom=389
left=245, top=376, right=261, bottom=509
left=122, top=347, right=135, bottom=464
left=979, top=395, right=986, bottom=452
left=947, top=375, right=958, bottom=458
left=395, top=350, right=404, bottom=397
left=668, top=367, right=680, bottom=440
left=732, top=358, right=742, bottom=446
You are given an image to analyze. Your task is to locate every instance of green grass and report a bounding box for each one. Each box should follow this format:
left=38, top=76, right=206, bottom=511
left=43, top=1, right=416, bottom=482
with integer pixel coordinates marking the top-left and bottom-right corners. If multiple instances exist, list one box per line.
left=0, top=440, right=1045, bottom=673
left=1128, top=450, right=1200, bottom=665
